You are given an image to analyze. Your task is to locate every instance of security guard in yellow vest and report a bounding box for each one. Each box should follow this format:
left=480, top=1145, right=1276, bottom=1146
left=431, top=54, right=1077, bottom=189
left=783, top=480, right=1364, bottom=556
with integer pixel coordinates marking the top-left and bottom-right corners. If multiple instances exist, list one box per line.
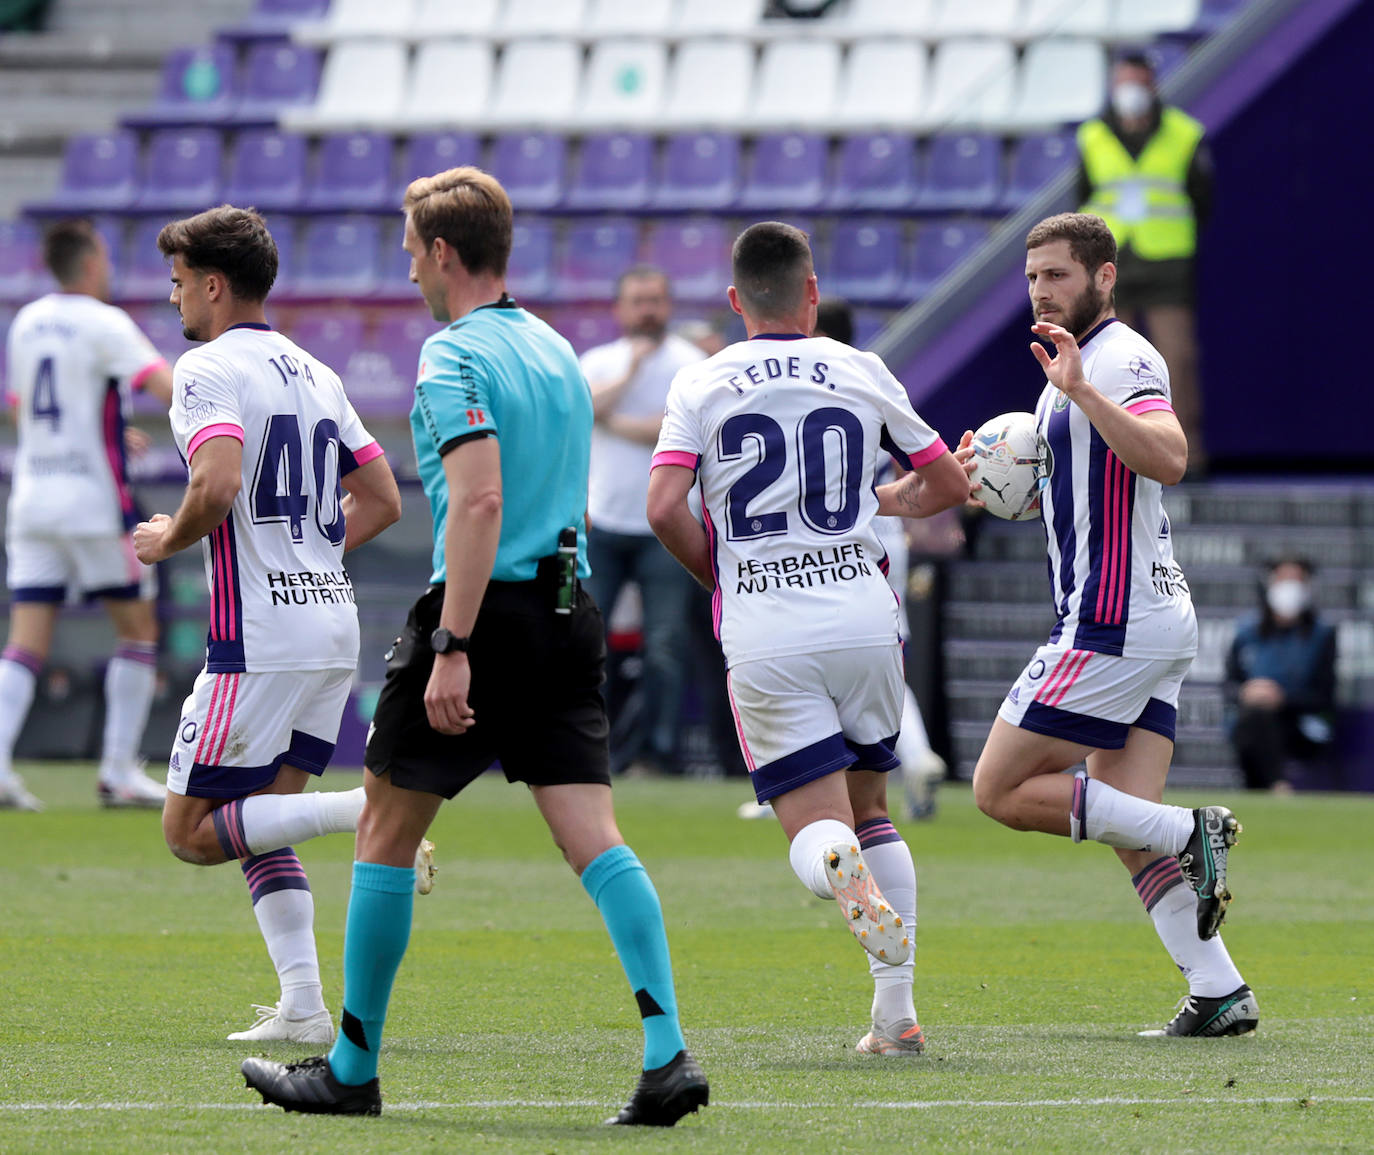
left=1077, top=51, right=1214, bottom=474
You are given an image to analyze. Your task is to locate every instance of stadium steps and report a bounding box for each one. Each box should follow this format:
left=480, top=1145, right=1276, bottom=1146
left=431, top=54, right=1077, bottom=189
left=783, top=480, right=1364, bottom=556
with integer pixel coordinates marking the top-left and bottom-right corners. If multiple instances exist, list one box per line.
left=938, top=481, right=1374, bottom=788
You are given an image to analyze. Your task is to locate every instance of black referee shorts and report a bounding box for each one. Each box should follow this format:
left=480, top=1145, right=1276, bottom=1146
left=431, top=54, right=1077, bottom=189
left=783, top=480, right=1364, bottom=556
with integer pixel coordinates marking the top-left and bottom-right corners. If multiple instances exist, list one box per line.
left=365, top=580, right=612, bottom=798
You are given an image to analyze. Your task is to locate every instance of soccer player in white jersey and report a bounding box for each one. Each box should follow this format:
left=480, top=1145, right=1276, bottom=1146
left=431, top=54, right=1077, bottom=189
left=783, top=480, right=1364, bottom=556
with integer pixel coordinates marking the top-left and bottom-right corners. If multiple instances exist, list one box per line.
left=132, top=206, right=409, bottom=1044
left=963, top=213, right=1256, bottom=1038
left=648, top=222, right=969, bottom=1056
left=0, top=219, right=174, bottom=811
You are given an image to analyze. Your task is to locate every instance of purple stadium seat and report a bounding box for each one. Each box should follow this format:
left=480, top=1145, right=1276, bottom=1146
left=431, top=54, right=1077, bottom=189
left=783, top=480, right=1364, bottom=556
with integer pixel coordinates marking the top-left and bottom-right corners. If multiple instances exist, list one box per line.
left=737, top=133, right=828, bottom=212
left=0, top=305, right=16, bottom=392
left=293, top=215, right=383, bottom=296
left=363, top=310, right=434, bottom=415
left=828, top=133, right=920, bottom=212
left=224, top=0, right=330, bottom=39
left=223, top=129, right=308, bottom=212
left=851, top=308, right=889, bottom=350
left=135, top=128, right=223, bottom=212
left=905, top=220, right=990, bottom=299
left=826, top=220, right=908, bottom=305
left=375, top=225, right=415, bottom=302
left=643, top=218, right=730, bottom=304
left=304, top=132, right=394, bottom=213
left=124, top=304, right=195, bottom=368
left=284, top=308, right=366, bottom=375
left=0, top=220, right=40, bottom=300
left=397, top=132, right=482, bottom=201
left=565, top=133, right=654, bottom=211
left=1000, top=132, right=1076, bottom=210
left=555, top=219, right=640, bottom=301
left=117, top=217, right=175, bottom=299
left=546, top=305, right=620, bottom=356
left=652, top=132, right=740, bottom=211
left=260, top=214, right=298, bottom=297
left=37, top=131, right=139, bottom=212
left=124, top=44, right=238, bottom=128
left=917, top=133, right=1003, bottom=213
left=233, top=42, right=322, bottom=124
left=488, top=133, right=567, bottom=213
left=505, top=218, right=557, bottom=302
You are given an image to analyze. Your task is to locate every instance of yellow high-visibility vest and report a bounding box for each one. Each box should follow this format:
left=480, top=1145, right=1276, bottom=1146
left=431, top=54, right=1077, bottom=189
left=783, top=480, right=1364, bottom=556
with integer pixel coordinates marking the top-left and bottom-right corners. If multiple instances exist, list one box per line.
left=1077, top=107, right=1205, bottom=260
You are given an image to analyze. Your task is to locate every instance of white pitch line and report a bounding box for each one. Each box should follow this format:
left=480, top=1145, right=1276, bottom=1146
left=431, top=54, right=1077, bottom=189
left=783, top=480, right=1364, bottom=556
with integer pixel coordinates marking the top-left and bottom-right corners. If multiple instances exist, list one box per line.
left=3, top=1096, right=1373, bottom=1113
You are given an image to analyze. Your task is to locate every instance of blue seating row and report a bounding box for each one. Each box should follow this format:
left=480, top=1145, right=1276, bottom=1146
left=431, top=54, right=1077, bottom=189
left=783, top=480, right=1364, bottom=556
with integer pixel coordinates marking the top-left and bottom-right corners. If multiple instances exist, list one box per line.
left=26, top=127, right=1076, bottom=219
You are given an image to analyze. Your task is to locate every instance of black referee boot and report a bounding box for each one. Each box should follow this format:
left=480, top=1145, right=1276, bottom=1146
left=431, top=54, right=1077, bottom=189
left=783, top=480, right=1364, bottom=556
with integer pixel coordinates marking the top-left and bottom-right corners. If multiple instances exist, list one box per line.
left=605, top=1049, right=709, bottom=1126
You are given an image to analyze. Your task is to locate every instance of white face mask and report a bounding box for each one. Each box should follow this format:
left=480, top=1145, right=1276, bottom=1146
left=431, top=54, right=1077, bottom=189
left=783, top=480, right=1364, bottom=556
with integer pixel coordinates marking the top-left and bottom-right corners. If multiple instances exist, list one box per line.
left=1111, top=82, right=1152, bottom=120
left=1266, top=578, right=1310, bottom=619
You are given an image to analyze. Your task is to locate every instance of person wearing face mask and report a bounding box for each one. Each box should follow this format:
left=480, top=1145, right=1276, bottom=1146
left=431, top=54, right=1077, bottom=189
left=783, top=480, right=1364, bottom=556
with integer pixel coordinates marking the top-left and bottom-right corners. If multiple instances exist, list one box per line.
left=1077, top=51, right=1214, bottom=476
left=1225, top=556, right=1338, bottom=793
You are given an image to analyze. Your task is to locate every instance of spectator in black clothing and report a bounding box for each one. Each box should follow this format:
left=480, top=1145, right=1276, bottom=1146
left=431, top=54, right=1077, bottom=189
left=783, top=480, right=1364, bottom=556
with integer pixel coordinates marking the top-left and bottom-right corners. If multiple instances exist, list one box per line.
left=1077, top=51, right=1214, bottom=474
left=1225, top=556, right=1338, bottom=793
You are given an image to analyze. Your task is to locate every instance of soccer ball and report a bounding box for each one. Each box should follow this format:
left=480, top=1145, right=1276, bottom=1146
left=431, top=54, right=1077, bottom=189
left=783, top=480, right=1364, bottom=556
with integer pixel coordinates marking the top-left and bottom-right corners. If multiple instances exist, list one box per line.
left=968, top=411, right=1044, bottom=521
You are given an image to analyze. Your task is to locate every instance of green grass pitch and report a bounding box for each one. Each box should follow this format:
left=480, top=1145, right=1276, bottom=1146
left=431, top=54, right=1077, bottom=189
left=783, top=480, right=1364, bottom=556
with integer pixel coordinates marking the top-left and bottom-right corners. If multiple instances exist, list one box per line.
left=1, top=763, right=1371, bottom=1153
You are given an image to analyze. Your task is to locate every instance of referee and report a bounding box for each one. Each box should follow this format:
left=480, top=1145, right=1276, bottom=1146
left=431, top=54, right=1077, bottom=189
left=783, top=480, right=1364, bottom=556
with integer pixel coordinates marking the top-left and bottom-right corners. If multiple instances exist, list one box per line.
left=242, top=167, right=708, bottom=1125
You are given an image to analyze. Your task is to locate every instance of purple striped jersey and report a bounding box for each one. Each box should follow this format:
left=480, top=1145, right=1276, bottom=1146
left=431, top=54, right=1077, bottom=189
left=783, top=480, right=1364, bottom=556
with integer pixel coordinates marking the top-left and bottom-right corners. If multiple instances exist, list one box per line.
left=5, top=294, right=167, bottom=536
left=169, top=324, right=384, bottom=673
left=652, top=333, right=947, bottom=668
left=1035, top=318, right=1197, bottom=660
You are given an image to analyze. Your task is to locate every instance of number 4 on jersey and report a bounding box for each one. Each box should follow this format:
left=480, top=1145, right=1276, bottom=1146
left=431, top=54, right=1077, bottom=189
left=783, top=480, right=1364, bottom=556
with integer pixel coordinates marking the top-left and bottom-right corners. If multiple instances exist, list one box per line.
left=251, top=413, right=346, bottom=545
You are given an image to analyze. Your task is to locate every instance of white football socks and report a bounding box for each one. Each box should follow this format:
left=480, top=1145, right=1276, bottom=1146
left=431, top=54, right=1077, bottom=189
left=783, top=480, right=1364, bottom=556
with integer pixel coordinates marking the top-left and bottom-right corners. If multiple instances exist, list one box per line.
left=251, top=887, right=326, bottom=1019
left=0, top=657, right=38, bottom=776
left=1081, top=775, right=1195, bottom=854
left=788, top=818, right=858, bottom=900
left=1149, top=883, right=1245, bottom=997
left=99, top=644, right=158, bottom=780
left=860, top=837, right=918, bottom=1029
left=240, top=787, right=366, bottom=857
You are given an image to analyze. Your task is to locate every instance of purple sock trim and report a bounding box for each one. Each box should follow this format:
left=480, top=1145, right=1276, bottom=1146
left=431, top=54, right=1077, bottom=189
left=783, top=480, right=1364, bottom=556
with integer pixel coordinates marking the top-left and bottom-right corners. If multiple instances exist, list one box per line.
left=1131, top=855, right=1186, bottom=913
left=1071, top=772, right=1088, bottom=836
left=213, top=799, right=248, bottom=860
left=855, top=816, right=904, bottom=848
left=1, top=645, right=43, bottom=677
left=240, top=847, right=310, bottom=902
left=113, top=641, right=158, bottom=667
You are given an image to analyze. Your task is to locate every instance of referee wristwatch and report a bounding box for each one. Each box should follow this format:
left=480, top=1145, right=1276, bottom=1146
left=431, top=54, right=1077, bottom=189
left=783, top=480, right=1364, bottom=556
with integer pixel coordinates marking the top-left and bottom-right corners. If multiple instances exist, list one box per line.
left=430, top=627, right=469, bottom=654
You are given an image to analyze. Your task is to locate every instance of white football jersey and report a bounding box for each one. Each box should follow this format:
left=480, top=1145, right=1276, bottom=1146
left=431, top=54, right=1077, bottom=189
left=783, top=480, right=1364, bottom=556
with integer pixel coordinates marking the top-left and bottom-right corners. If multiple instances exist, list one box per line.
left=1035, top=317, right=1197, bottom=660
left=169, top=324, right=382, bottom=674
left=653, top=334, right=947, bottom=667
left=5, top=293, right=166, bottom=536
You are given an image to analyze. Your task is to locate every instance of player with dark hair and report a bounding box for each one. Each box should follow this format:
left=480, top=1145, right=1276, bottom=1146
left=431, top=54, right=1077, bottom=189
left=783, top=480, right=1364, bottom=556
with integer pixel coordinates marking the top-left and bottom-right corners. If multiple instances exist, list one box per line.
left=0, top=218, right=173, bottom=811
left=649, top=221, right=969, bottom=1055
left=134, top=205, right=409, bottom=1043
left=962, top=211, right=1256, bottom=1038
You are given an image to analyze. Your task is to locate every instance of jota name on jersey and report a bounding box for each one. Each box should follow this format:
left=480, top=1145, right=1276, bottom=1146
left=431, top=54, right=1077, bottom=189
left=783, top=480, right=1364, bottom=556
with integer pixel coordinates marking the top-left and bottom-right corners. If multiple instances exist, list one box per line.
left=725, top=355, right=832, bottom=395
left=266, top=568, right=356, bottom=606
left=735, top=543, right=874, bottom=594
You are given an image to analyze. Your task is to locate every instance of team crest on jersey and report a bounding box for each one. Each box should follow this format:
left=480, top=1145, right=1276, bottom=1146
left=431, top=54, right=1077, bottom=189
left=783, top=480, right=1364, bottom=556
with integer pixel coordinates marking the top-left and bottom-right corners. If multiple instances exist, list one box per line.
left=1028, top=659, right=1046, bottom=680
left=180, top=719, right=197, bottom=744
left=1127, top=356, right=1164, bottom=386
left=1053, top=390, right=1070, bottom=411
left=181, top=379, right=218, bottom=421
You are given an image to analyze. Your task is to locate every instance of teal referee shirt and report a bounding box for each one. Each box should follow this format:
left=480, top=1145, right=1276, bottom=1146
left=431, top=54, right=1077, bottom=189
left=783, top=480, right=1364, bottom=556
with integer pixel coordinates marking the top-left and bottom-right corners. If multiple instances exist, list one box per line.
left=410, top=296, right=593, bottom=584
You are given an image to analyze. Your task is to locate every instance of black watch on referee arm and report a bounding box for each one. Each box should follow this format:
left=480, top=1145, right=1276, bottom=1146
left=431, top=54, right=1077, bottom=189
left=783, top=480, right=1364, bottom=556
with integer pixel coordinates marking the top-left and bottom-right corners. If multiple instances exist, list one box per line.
left=430, top=627, right=469, bottom=655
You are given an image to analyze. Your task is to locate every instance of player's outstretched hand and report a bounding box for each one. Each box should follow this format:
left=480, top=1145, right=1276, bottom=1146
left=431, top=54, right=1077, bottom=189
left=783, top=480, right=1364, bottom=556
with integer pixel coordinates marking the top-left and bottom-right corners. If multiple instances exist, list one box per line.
left=425, top=654, right=476, bottom=735
left=133, top=513, right=173, bottom=564
left=954, top=430, right=987, bottom=510
left=1030, top=321, right=1087, bottom=399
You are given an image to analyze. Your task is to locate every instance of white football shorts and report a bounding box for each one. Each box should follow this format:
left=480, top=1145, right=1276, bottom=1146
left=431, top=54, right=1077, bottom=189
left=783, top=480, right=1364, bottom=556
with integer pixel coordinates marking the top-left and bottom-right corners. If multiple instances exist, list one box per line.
left=727, top=644, right=904, bottom=804
left=5, top=528, right=155, bottom=602
left=166, top=666, right=353, bottom=798
left=998, top=642, right=1192, bottom=750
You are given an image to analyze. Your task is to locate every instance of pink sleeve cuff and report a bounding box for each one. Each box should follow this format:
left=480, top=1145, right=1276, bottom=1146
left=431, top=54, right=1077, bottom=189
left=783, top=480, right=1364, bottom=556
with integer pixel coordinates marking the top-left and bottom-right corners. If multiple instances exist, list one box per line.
left=1127, top=397, right=1176, bottom=417
left=131, top=359, right=170, bottom=391
left=906, top=438, right=950, bottom=469
left=651, top=450, right=701, bottom=472
left=187, top=423, right=245, bottom=459
left=351, top=440, right=385, bottom=466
